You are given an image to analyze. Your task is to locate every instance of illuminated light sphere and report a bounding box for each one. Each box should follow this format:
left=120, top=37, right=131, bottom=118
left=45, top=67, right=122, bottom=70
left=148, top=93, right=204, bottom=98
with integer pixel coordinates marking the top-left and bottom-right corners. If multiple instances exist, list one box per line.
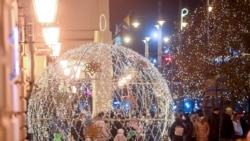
left=27, top=43, right=173, bottom=140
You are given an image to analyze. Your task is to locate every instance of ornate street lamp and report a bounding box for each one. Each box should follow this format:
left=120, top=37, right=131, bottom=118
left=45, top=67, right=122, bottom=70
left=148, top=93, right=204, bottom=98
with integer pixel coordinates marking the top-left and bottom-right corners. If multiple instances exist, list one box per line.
left=180, top=8, right=189, bottom=30
left=42, top=27, right=60, bottom=45
left=33, top=0, right=58, bottom=23
left=156, top=20, right=165, bottom=72
left=180, top=8, right=188, bottom=30
left=49, top=43, right=61, bottom=57
left=142, top=37, right=150, bottom=59
left=33, top=0, right=61, bottom=57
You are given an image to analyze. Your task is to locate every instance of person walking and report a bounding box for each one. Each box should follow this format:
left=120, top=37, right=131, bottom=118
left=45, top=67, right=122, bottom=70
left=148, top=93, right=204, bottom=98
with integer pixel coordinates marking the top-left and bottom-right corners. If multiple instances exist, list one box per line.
left=208, top=107, right=220, bottom=141
left=71, top=113, right=85, bottom=141
left=232, top=113, right=244, bottom=140
left=169, top=112, right=186, bottom=141
left=190, top=112, right=198, bottom=141
left=93, top=112, right=109, bottom=141
left=220, top=107, right=235, bottom=141
left=182, top=113, right=193, bottom=141
left=194, top=116, right=210, bottom=141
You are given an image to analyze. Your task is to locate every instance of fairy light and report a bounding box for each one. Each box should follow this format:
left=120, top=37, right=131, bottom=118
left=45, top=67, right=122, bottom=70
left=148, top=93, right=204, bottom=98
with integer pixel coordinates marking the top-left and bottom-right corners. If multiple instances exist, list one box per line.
left=167, top=1, right=250, bottom=101
left=27, top=43, right=173, bottom=140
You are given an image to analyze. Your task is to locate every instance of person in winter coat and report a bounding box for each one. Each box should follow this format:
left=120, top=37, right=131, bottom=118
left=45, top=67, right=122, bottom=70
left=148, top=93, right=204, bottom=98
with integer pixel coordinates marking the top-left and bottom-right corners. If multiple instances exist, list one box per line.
left=220, top=107, right=234, bottom=141
left=110, top=114, right=126, bottom=141
left=232, top=113, right=244, bottom=140
left=93, top=112, right=109, bottom=141
left=169, top=112, right=186, bottom=141
left=208, top=107, right=220, bottom=141
left=190, top=112, right=199, bottom=141
left=71, top=113, right=85, bottom=141
left=182, top=113, right=193, bottom=141
left=195, top=116, right=210, bottom=141
left=113, top=128, right=127, bottom=141
left=126, top=115, right=143, bottom=141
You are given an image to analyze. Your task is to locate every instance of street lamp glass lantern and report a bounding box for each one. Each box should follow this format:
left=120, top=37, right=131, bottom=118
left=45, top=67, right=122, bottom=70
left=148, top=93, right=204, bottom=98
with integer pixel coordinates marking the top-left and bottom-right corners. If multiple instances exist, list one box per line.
left=42, top=27, right=60, bottom=45
left=208, top=6, right=213, bottom=12
left=163, top=37, right=169, bottom=43
left=181, top=22, right=188, bottom=28
left=49, top=43, right=61, bottom=57
left=132, top=21, right=140, bottom=28
left=145, top=37, right=150, bottom=41
left=33, top=0, right=58, bottom=23
left=157, top=20, right=165, bottom=26
left=123, top=36, right=131, bottom=44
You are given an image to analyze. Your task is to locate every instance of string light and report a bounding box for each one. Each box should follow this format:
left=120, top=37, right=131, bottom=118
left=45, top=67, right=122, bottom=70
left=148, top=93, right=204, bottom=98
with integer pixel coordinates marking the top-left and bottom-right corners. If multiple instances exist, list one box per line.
left=28, top=43, right=173, bottom=140
left=167, top=1, right=250, bottom=101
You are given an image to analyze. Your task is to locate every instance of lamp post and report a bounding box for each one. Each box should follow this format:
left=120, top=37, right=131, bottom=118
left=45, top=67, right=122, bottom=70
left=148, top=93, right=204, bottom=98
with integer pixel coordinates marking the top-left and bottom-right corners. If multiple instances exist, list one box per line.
left=33, top=0, right=58, bottom=23
left=156, top=20, right=165, bottom=72
left=142, top=37, right=150, bottom=59
left=180, top=8, right=189, bottom=31
left=175, top=8, right=188, bottom=111
left=33, top=0, right=60, bottom=57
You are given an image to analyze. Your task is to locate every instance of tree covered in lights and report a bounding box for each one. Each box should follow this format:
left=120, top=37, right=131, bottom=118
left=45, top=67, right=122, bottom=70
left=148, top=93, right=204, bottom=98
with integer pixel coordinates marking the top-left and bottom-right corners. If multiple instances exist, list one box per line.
left=169, top=0, right=250, bottom=107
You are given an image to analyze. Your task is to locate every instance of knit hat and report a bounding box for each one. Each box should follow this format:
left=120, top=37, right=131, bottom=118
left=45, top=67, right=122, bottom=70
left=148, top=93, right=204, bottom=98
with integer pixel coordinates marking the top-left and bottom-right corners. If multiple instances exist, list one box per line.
left=236, top=110, right=244, bottom=115
left=225, top=107, right=233, bottom=115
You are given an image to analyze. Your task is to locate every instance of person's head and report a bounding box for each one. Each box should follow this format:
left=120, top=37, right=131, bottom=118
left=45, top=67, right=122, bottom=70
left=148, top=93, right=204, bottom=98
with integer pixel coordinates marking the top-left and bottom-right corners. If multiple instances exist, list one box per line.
left=117, top=128, right=125, bottom=135
left=194, top=109, right=204, bottom=118
left=225, top=107, right=233, bottom=116
left=79, top=113, right=85, bottom=118
left=174, top=112, right=182, bottom=120
left=199, top=116, right=207, bottom=124
left=98, top=112, right=105, bottom=118
left=182, top=113, right=191, bottom=123
left=213, top=107, right=220, bottom=114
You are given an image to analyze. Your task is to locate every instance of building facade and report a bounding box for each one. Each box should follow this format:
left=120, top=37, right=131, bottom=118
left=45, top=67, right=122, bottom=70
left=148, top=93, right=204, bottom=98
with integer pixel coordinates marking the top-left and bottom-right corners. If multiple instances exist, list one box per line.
left=0, top=0, right=111, bottom=140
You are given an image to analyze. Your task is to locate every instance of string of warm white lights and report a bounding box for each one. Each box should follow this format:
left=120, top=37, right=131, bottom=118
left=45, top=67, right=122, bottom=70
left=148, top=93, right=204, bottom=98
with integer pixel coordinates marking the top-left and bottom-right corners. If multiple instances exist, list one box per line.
left=27, top=43, right=173, bottom=140
left=166, top=0, right=250, bottom=103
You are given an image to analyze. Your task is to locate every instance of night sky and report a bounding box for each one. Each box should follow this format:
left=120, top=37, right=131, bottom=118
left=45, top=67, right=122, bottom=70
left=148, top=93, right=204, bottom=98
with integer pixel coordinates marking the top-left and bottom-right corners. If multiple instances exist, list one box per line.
left=110, top=0, right=206, bottom=56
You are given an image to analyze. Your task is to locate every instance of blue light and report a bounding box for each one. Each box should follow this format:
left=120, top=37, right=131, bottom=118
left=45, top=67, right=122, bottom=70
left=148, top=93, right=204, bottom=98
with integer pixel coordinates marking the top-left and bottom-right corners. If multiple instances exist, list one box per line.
left=185, top=102, right=190, bottom=108
left=173, top=105, right=177, bottom=110
left=152, top=32, right=158, bottom=38
left=113, top=101, right=120, bottom=105
left=182, top=99, right=192, bottom=112
left=164, top=49, right=170, bottom=54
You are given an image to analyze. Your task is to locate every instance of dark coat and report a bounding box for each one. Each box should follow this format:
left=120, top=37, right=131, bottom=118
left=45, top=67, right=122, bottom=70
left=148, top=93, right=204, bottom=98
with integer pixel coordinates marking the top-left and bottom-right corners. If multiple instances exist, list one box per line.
left=208, top=112, right=220, bottom=140
left=220, top=113, right=234, bottom=139
left=240, top=117, right=249, bottom=137
left=169, top=119, right=186, bottom=141
left=183, top=121, right=193, bottom=141
left=71, top=119, right=84, bottom=141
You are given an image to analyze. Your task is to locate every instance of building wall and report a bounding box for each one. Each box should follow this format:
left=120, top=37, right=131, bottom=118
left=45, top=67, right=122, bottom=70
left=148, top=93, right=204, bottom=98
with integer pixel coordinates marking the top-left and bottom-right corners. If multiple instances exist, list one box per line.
left=1, top=0, right=111, bottom=140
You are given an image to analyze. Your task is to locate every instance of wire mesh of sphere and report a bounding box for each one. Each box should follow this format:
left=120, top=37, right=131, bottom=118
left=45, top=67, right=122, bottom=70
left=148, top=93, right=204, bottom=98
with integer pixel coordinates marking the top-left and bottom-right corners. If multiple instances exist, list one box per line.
left=27, top=43, right=173, bottom=141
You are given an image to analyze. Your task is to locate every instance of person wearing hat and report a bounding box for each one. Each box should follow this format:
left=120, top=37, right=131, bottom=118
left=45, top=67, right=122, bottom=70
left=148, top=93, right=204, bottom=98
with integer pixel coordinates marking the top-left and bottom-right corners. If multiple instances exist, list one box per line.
left=169, top=112, right=186, bottom=141
left=237, top=111, right=249, bottom=138
left=220, top=107, right=235, bottom=141
left=208, top=107, right=220, bottom=141
left=232, top=112, right=244, bottom=140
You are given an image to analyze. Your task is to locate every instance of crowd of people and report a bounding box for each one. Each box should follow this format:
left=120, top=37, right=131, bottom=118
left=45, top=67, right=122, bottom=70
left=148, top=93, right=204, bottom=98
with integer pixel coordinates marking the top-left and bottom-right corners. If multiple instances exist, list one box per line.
left=69, top=110, right=163, bottom=141
left=47, top=107, right=249, bottom=141
left=168, top=107, right=249, bottom=141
